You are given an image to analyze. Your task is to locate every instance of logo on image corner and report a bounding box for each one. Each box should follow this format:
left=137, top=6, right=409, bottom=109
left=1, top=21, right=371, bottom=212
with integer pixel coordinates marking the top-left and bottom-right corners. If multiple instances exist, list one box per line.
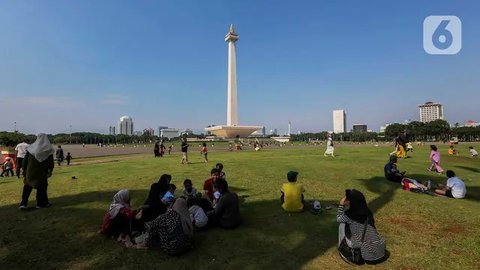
left=423, top=15, right=461, bottom=55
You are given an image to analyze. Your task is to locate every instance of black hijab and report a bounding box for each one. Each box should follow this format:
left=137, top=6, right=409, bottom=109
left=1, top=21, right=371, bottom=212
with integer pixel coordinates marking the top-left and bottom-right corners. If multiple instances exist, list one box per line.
left=157, top=174, right=172, bottom=196
left=345, top=189, right=375, bottom=227
left=142, top=183, right=166, bottom=222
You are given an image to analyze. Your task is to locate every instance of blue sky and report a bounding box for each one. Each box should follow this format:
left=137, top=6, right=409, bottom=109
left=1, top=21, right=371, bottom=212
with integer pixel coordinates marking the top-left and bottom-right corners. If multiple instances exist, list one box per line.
left=0, top=1, right=478, bottom=135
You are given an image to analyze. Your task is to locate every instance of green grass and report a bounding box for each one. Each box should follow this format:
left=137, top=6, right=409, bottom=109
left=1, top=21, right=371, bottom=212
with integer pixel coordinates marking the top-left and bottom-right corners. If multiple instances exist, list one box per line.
left=0, top=144, right=479, bottom=270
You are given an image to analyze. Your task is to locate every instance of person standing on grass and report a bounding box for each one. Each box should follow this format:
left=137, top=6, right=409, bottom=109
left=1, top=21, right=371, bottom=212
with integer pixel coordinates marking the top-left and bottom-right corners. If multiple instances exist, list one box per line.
left=19, top=133, right=54, bottom=209
left=1, top=157, right=14, bottom=177
left=65, top=152, right=72, bottom=166
left=324, top=135, right=335, bottom=157
left=160, top=141, right=166, bottom=157
left=181, top=136, right=189, bottom=164
left=337, top=189, right=386, bottom=265
left=15, top=140, right=29, bottom=178
left=201, top=142, right=208, bottom=163
left=434, top=170, right=466, bottom=199
left=154, top=141, right=160, bottom=157
left=55, top=145, right=64, bottom=166
left=280, top=171, right=305, bottom=212
left=428, top=145, right=444, bottom=174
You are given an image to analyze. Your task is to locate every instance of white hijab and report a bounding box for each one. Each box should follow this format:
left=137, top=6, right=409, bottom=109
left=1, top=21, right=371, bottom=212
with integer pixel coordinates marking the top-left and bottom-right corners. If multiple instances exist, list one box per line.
left=27, top=133, right=54, bottom=162
left=108, top=189, right=131, bottom=219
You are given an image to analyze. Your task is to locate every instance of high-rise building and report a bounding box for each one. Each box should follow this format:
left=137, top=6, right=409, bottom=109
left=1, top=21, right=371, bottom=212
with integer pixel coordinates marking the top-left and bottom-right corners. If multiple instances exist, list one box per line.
left=118, top=116, right=134, bottom=135
left=352, top=124, right=367, bottom=132
left=419, top=102, right=443, bottom=123
left=333, top=110, right=347, bottom=133
left=109, top=126, right=116, bottom=135
left=143, top=128, right=155, bottom=136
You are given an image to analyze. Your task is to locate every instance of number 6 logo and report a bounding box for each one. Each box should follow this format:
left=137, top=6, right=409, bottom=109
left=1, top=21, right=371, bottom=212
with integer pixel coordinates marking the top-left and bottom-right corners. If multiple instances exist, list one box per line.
left=423, top=16, right=461, bottom=55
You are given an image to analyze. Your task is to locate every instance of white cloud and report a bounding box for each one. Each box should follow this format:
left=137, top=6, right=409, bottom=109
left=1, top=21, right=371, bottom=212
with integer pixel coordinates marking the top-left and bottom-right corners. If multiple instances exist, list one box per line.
left=102, top=94, right=129, bottom=105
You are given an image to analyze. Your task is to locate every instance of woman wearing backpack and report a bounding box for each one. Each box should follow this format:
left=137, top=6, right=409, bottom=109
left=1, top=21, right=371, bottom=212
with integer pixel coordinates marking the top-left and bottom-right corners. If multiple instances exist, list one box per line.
left=337, top=189, right=386, bottom=265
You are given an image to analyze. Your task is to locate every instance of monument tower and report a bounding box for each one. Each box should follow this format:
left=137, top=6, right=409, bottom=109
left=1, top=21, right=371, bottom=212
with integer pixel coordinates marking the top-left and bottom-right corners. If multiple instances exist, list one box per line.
left=205, top=24, right=261, bottom=138
left=226, top=24, right=238, bottom=126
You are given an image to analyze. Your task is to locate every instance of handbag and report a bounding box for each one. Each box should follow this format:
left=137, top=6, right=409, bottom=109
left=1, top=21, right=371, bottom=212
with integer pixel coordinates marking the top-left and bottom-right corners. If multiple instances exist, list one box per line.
left=338, top=218, right=369, bottom=265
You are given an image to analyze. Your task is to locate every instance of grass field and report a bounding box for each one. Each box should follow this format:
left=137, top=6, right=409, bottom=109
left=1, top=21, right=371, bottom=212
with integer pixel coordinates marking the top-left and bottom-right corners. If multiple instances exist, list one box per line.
left=0, top=143, right=479, bottom=270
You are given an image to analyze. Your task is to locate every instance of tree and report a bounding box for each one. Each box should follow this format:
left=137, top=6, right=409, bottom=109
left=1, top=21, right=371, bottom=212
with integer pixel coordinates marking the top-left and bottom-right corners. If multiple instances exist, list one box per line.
left=424, top=119, right=450, bottom=141
left=385, top=124, right=405, bottom=139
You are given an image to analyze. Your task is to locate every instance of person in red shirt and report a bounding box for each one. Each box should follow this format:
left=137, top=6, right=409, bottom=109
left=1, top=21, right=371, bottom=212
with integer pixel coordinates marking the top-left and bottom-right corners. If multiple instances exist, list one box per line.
left=203, top=168, right=220, bottom=205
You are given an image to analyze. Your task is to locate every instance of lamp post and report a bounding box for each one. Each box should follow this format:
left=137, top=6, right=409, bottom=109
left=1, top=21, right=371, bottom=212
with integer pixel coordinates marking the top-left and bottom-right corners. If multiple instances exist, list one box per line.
left=14, top=121, right=17, bottom=133
left=69, top=125, right=72, bottom=144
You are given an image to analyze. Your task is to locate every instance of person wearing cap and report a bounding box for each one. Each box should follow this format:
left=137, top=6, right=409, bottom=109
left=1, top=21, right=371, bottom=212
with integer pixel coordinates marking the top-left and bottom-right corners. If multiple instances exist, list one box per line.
left=280, top=171, right=305, bottom=212
left=384, top=155, right=405, bottom=183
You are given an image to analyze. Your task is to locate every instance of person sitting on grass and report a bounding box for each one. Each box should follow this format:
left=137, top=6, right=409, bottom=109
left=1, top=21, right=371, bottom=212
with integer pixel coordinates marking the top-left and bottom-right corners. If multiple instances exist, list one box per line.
left=183, top=179, right=199, bottom=199
left=337, top=189, right=386, bottom=265
left=469, top=146, right=478, bottom=157
left=207, top=178, right=241, bottom=229
left=137, top=198, right=193, bottom=255
left=161, top=184, right=176, bottom=206
left=188, top=199, right=208, bottom=230
left=140, top=183, right=167, bottom=224
left=434, top=170, right=466, bottom=199
left=448, top=145, right=458, bottom=156
left=101, top=189, right=137, bottom=247
left=280, top=171, right=305, bottom=212
left=384, top=155, right=405, bottom=183
left=203, top=168, right=220, bottom=205
left=216, top=163, right=226, bottom=180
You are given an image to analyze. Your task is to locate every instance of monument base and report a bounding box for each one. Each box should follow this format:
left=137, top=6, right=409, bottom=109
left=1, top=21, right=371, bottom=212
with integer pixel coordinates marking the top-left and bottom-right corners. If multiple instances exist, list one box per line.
left=205, top=125, right=262, bottom=138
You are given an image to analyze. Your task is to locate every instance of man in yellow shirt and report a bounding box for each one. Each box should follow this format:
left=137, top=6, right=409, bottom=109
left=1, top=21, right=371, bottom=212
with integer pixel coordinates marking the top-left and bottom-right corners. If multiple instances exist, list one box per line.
left=281, top=171, right=305, bottom=212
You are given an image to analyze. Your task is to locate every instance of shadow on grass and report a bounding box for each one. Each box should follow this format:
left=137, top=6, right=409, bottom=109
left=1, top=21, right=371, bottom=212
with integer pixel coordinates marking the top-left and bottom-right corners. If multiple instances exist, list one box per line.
left=454, top=165, right=480, bottom=173
left=0, top=189, right=351, bottom=270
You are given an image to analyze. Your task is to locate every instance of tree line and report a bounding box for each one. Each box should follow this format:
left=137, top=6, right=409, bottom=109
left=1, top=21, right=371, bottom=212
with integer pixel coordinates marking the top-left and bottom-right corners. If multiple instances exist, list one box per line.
left=290, top=120, right=480, bottom=142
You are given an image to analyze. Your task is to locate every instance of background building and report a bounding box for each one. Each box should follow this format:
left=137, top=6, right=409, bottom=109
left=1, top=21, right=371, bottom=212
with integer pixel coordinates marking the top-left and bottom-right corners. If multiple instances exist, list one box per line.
left=333, top=110, right=347, bottom=133
left=158, top=126, right=168, bottom=136
left=118, top=116, right=134, bottom=135
left=109, top=126, right=116, bottom=136
left=352, top=124, right=367, bottom=132
left=419, top=102, right=443, bottom=123
left=160, top=128, right=180, bottom=140
left=143, top=128, right=155, bottom=136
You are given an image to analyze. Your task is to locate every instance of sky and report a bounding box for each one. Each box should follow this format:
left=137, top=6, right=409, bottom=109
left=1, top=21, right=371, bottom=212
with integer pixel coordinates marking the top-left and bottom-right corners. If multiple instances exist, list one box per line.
left=0, top=0, right=479, bottom=135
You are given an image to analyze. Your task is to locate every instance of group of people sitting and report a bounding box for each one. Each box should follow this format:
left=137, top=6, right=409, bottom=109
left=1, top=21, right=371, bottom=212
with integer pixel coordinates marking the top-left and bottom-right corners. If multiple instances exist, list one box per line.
left=384, top=154, right=467, bottom=199
left=100, top=163, right=241, bottom=255
left=279, top=171, right=387, bottom=265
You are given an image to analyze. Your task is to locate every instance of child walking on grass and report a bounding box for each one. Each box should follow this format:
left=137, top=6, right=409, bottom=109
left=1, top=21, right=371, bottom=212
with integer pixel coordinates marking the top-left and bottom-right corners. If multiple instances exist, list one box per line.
left=428, top=145, right=444, bottom=174
left=201, top=142, right=208, bottom=163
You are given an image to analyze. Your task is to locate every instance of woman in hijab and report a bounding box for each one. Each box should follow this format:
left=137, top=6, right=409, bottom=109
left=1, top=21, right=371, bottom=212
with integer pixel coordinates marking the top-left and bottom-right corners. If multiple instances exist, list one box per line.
left=337, top=189, right=386, bottom=264
left=101, top=189, right=136, bottom=243
left=141, top=183, right=167, bottom=223
left=154, top=141, right=160, bottom=157
left=19, top=134, right=55, bottom=209
left=139, top=198, right=193, bottom=255
left=158, top=174, right=172, bottom=197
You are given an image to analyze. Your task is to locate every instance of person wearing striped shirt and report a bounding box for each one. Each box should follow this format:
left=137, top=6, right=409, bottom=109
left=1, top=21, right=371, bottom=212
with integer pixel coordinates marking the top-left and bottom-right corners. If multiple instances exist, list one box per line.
left=337, top=189, right=386, bottom=264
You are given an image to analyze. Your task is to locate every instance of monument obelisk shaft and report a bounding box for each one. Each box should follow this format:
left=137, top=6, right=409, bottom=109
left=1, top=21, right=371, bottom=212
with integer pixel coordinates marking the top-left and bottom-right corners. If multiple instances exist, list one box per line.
left=226, top=24, right=239, bottom=126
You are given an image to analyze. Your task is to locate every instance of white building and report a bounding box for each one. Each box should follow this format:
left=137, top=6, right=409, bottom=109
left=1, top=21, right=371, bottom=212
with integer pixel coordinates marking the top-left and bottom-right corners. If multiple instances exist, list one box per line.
left=118, top=116, right=134, bottom=135
left=160, top=128, right=180, bottom=140
left=419, top=102, right=443, bottom=123
left=333, top=110, right=347, bottom=133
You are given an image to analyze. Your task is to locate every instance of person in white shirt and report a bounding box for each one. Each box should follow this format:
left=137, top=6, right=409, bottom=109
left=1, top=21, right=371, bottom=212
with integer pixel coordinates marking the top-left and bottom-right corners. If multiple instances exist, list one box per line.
left=435, top=170, right=466, bottom=199
left=469, top=146, right=478, bottom=157
left=15, top=141, right=29, bottom=178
